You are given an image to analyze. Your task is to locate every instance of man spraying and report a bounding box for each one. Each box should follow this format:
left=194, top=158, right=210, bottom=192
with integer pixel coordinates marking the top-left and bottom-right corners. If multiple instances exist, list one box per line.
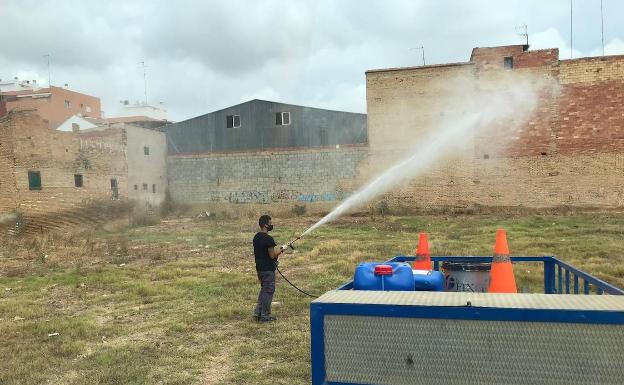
left=253, top=215, right=284, bottom=322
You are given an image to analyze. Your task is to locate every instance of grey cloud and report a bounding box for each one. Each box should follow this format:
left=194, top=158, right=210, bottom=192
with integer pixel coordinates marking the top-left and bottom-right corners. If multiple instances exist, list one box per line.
left=1, top=0, right=623, bottom=121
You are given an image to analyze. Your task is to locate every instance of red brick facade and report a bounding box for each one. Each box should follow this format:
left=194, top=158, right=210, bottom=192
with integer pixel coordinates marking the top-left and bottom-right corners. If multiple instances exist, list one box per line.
left=365, top=45, right=624, bottom=208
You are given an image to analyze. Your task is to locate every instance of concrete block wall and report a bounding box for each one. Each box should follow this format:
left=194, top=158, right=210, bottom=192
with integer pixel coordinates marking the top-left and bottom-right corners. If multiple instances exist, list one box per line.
left=167, top=146, right=367, bottom=206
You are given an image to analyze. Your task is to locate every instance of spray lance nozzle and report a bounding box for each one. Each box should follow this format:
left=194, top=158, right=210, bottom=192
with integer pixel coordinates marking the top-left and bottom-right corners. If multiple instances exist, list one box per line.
left=281, top=235, right=302, bottom=251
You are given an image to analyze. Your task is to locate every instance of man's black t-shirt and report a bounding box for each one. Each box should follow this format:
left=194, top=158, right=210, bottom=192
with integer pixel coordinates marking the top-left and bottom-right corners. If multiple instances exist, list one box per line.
left=253, top=232, right=277, bottom=272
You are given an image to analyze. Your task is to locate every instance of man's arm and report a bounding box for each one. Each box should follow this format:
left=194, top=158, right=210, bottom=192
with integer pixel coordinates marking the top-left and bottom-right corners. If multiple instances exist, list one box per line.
left=268, top=246, right=284, bottom=259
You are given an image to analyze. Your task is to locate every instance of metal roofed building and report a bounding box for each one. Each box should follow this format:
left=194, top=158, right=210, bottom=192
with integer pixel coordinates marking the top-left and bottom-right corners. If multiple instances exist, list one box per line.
left=164, top=99, right=367, bottom=154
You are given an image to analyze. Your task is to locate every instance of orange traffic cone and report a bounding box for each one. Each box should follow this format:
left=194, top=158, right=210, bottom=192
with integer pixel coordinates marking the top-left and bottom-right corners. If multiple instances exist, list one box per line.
left=488, top=229, right=517, bottom=293
left=413, top=233, right=432, bottom=270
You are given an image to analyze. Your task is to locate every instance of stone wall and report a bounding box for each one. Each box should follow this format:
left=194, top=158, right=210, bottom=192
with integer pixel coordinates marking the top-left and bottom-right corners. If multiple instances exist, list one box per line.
left=167, top=146, right=367, bottom=208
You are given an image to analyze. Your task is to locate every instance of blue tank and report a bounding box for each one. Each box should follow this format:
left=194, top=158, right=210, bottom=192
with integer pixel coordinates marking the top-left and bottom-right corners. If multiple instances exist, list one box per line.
left=413, top=269, right=445, bottom=291
left=353, top=262, right=415, bottom=291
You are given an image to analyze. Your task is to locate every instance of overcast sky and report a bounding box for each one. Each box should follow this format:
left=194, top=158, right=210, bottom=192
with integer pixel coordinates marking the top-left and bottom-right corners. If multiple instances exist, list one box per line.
left=2, top=0, right=623, bottom=121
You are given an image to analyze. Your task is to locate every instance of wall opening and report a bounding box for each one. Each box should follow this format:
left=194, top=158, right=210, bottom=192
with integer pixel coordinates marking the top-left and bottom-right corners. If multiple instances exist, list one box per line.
left=226, top=115, right=241, bottom=128
left=111, top=177, right=119, bottom=200
left=74, top=174, right=83, bottom=188
left=503, top=56, right=514, bottom=70
left=276, top=112, right=291, bottom=126
left=144, top=146, right=150, bottom=155
left=28, top=171, right=42, bottom=190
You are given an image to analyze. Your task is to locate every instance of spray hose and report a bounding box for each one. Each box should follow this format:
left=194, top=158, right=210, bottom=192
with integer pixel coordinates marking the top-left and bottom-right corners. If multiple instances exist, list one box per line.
left=274, top=235, right=319, bottom=299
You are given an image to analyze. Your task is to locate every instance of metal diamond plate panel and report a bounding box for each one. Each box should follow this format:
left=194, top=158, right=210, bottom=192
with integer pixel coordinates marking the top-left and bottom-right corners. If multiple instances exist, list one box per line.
left=325, top=315, right=624, bottom=385
left=314, top=291, right=624, bottom=311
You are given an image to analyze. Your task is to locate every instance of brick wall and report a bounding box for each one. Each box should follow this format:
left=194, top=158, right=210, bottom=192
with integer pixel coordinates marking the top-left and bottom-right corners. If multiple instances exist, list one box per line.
left=365, top=46, right=624, bottom=209
left=0, top=110, right=128, bottom=232
left=167, top=146, right=367, bottom=207
left=0, top=113, right=18, bottom=214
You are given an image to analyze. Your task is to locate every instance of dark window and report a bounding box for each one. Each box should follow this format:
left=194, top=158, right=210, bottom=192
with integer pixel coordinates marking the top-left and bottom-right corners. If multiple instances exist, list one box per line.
left=144, top=146, right=150, bottom=155
left=503, top=56, right=513, bottom=70
left=134, top=184, right=138, bottom=190
left=28, top=171, right=41, bottom=190
left=226, top=115, right=240, bottom=128
left=483, top=154, right=490, bottom=159
left=74, top=174, right=83, bottom=187
left=111, top=178, right=119, bottom=200
left=64, top=100, right=71, bottom=109
left=276, top=112, right=291, bottom=126
left=320, top=129, right=328, bottom=146
left=72, top=123, right=80, bottom=132
left=143, top=183, right=148, bottom=191
left=152, top=184, right=156, bottom=193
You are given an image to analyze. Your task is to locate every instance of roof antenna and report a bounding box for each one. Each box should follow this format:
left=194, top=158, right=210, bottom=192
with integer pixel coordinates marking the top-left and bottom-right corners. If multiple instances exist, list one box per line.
left=43, top=54, right=51, bottom=87
left=141, top=61, right=148, bottom=104
left=600, top=0, right=605, bottom=56
left=409, top=46, right=426, bottom=66
left=570, top=0, right=574, bottom=59
left=516, top=24, right=529, bottom=47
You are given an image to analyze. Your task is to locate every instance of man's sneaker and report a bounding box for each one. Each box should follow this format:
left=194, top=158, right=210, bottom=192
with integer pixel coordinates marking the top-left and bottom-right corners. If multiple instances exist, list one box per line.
left=259, top=316, right=277, bottom=322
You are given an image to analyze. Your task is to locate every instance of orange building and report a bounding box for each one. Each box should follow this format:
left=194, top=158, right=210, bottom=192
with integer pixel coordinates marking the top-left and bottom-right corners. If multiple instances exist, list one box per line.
left=0, top=85, right=101, bottom=129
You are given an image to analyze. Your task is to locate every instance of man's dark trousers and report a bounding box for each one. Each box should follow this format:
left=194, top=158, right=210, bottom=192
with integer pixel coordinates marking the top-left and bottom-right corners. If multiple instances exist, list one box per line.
left=254, top=271, right=275, bottom=319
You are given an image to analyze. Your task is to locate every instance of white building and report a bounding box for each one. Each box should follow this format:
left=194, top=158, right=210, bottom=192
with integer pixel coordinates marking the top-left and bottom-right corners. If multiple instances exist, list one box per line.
left=56, top=115, right=99, bottom=132
left=0, top=77, right=41, bottom=93
left=117, top=100, right=168, bottom=121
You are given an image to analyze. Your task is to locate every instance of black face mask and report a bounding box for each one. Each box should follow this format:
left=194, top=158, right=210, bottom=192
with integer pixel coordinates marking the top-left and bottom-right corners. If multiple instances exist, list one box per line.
left=266, top=224, right=274, bottom=232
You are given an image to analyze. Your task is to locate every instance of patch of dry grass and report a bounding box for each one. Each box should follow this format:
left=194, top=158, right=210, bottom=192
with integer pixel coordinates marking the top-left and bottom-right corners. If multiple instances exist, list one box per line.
left=0, top=212, right=623, bottom=384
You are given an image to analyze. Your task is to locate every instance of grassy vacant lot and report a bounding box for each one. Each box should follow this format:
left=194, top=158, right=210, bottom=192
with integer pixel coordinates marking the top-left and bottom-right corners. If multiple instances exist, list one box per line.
left=1, top=212, right=624, bottom=385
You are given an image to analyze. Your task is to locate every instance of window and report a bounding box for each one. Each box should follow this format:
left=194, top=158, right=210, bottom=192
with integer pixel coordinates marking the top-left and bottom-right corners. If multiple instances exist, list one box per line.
left=64, top=100, right=71, bottom=109
left=143, top=183, right=148, bottom=191
left=111, top=178, right=119, bottom=200
left=144, top=146, right=150, bottom=155
left=226, top=115, right=241, bottom=128
left=276, top=112, right=291, bottom=126
left=503, top=56, right=513, bottom=70
left=28, top=171, right=41, bottom=190
left=483, top=154, right=490, bottom=159
left=80, top=103, right=84, bottom=109
left=86, top=105, right=92, bottom=113
left=152, top=184, right=156, bottom=193
left=72, top=123, right=80, bottom=132
left=74, top=174, right=83, bottom=187
left=134, top=184, right=138, bottom=190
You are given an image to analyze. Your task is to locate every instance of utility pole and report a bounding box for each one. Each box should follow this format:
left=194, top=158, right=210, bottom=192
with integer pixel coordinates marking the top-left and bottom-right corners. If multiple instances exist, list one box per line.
left=141, top=61, right=148, bottom=104
left=570, top=0, right=573, bottom=59
left=43, top=54, right=51, bottom=87
left=601, top=0, right=605, bottom=56
left=410, top=46, right=426, bottom=66
left=516, top=24, right=528, bottom=46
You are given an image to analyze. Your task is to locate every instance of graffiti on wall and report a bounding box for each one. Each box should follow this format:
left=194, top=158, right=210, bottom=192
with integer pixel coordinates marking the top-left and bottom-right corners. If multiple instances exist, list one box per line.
left=202, top=190, right=349, bottom=204
left=226, top=190, right=270, bottom=204
left=297, top=191, right=350, bottom=202
left=271, top=190, right=301, bottom=202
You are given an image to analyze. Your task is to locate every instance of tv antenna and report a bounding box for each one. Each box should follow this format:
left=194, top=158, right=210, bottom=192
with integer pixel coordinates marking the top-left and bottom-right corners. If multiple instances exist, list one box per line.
left=409, top=46, right=426, bottom=66
left=140, top=61, right=148, bottom=104
left=600, top=0, right=605, bottom=56
left=516, top=24, right=529, bottom=46
left=43, top=54, right=51, bottom=87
